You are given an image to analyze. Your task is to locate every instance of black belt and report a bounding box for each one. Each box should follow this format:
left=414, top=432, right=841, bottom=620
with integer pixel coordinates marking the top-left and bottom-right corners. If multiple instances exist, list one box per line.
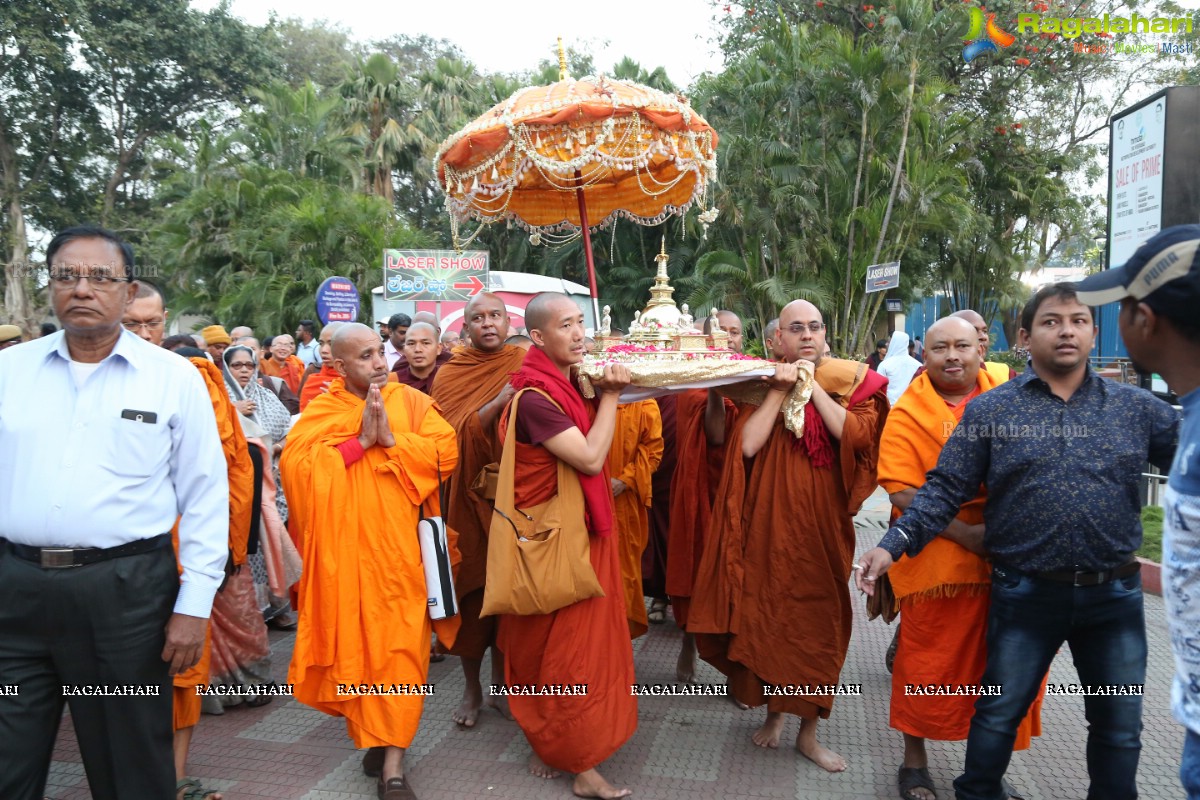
left=1029, top=561, right=1140, bottom=587
left=5, top=533, right=172, bottom=569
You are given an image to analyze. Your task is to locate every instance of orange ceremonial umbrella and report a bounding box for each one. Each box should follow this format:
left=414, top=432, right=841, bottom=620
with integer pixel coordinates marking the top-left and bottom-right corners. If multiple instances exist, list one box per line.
left=434, top=50, right=719, bottom=309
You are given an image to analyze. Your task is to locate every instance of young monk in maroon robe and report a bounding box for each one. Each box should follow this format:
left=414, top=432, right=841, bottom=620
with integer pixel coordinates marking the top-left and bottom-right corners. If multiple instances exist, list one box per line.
left=690, top=299, right=888, bottom=772
left=495, top=292, right=636, bottom=799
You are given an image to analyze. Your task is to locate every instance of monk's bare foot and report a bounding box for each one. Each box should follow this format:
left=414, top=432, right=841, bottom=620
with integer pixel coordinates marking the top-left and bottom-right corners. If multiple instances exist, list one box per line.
left=529, top=753, right=561, bottom=779
left=751, top=711, right=784, bottom=748
left=727, top=681, right=749, bottom=710
left=572, top=768, right=631, bottom=798
left=177, top=784, right=222, bottom=800
left=796, top=730, right=846, bottom=772
left=453, top=682, right=482, bottom=728
left=486, top=692, right=514, bottom=720
left=676, top=634, right=696, bottom=684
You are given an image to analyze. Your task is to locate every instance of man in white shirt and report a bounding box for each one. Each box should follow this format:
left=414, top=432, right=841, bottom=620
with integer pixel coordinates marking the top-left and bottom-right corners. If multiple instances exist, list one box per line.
left=295, top=319, right=320, bottom=368
left=384, top=312, right=411, bottom=371
left=0, top=225, right=229, bottom=800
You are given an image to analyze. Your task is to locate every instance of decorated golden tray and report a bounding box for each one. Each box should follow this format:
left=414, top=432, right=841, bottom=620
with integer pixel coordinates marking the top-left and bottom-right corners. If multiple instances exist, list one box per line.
left=575, top=240, right=812, bottom=437
left=576, top=345, right=813, bottom=438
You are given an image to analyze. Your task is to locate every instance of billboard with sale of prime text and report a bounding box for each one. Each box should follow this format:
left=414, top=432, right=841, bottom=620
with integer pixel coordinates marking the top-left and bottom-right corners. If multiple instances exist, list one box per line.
left=383, top=249, right=490, bottom=302
left=1109, top=94, right=1166, bottom=268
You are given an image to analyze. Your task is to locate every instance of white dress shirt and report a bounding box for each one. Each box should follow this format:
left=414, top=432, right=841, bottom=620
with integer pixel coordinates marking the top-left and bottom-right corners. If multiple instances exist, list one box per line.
left=384, top=338, right=402, bottom=370
left=296, top=337, right=320, bottom=368
left=0, top=330, right=230, bottom=618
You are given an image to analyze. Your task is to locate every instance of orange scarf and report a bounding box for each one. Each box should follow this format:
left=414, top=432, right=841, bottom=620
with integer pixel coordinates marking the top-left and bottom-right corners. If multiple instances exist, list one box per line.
left=879, top=368, right=1000, bottom=601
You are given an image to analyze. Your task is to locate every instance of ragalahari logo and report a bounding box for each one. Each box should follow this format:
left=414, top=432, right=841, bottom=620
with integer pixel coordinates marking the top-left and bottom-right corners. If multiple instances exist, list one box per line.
left=964, top=7, right=1016, bottom=61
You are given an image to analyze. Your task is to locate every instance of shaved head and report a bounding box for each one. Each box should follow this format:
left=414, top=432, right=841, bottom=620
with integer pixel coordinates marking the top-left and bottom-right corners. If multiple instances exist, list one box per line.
left=465, top=292, right=510, bottom=352
left=524, top=292, right=573, bottom=333
left=951, top=309, right=986, bottom=329
left=776, top=300, right=826, bottom=364
left=230, top=325, right=253, bottom=340
left=465, top=292, right=504, bottom=319
left=704, top=310, right=744, bottom=353
left=924, top=316, right=982, bottom=395
left=331, top=323, right=389, bottom=397
left=318, top=321, right=345, bottom=364
left=236, top=336, right=260, bottom=351
left=330, top=322, right=373, bottom=358
left=412, top=311, right=439, bottom=332
left=124, top=281, right=168, bottom=345
left=404, top=321, right=438, bottom=341
left=951, top=309, right=990, bottom=357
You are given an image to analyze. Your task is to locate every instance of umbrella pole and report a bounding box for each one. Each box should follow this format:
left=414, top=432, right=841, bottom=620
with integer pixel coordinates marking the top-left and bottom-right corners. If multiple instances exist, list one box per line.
left=574, top=181, right=601, bottom=330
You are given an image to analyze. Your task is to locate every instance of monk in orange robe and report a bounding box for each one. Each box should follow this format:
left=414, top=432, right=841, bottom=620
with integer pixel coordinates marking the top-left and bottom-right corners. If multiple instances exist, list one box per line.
left=495, top=292, right=636, bottom=799
left=261, top=333, right=305, bottom=394
left=608, top=400, right=663, bottom=638
left=690, top=299, right=888, bottom=772
left=669, top=310, right=742, bottom=680
left=878, top=316, right=1041, bottom=800
left=281, top=323, right=459, bottom=800
left=124, top=284, right=255, bottom=800
left=429, top=293, right=527, bottom=728
left=298, top=322, right=343, bottom=411
left=171, top=356, right=255, bottom=799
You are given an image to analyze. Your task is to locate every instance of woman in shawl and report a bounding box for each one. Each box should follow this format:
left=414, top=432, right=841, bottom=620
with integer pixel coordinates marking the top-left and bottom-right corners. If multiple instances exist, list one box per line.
left=222, top=346, right=299, bottom=628
left=876, top=331, right=923, bottom=406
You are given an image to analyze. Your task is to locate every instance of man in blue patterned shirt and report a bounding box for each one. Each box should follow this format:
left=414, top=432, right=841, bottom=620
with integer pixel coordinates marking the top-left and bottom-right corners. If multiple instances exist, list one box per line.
left=1075, top=225, right=1200, bottom=800
left=857, top=282, right=1179, bottom=800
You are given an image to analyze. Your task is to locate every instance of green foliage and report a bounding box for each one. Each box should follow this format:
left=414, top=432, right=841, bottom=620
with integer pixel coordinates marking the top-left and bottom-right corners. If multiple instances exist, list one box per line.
left=1138, top=505, right=1163, bottom=563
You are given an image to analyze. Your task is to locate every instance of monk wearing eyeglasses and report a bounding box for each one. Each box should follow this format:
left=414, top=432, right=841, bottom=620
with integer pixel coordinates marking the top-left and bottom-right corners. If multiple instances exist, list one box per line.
left=689, top=299, right=889, bottom=771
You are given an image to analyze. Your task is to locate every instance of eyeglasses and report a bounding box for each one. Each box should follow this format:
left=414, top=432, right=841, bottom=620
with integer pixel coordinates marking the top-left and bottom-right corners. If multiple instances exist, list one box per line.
left=122, top=320, right=165, bottom=332
left=783, top=322, right=825, bottom=334
left=228, top=361, right=255, bottom=370
left=49, top=270, right=132, bottom=288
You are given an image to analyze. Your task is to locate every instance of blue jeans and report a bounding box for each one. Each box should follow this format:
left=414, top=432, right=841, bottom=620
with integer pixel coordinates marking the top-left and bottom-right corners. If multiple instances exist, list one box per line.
left=953, top=565, right=1146, bottom=800
left=1183, top=728, right=1200, bottom=800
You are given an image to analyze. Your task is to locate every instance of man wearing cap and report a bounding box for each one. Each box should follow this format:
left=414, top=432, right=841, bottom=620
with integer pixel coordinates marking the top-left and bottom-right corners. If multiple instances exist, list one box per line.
left=1075, top=225, right=1200, bottom=799
left=857, top=281, right=1179, bottom=800
left=0, top=324, right=22, bottom=350
left=0, top=225, right=229, bottom=799
left=377, top=318, right=391, bottom=341
left=203, top=324, right=232, bottom=361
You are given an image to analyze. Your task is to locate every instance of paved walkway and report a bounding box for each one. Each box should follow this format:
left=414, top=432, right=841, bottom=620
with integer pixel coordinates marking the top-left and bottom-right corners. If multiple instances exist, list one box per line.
left=46, top=490, right=1184, bottom=799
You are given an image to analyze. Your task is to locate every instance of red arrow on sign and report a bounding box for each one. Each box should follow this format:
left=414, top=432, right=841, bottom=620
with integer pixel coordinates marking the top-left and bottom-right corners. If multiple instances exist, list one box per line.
left=453, top=275, right=485, bottom=296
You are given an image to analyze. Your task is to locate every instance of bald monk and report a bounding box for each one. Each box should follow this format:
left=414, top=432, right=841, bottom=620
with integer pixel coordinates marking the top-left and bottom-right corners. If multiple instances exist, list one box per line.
left=298, top=322, right=344, bottom=410
left=608, top=400, right=664, bottom=638
left=879, top=317, right=1038, bottom=800
left=123, top=283, right=255, bottom=800
left=394, top=322, right=443, bottom=393
left=281, top=323, right=460, bottom=800
left=951, top=309, right=1015, bottom=382
left=690, top=299, right=888, bottom=771
left=430, top=293, right=526, bottom=727
left=261, top=334, right=305, bottom=394
left=670, top=310, right=743, bottom=682
left=497, top=292, right=636, bottom=799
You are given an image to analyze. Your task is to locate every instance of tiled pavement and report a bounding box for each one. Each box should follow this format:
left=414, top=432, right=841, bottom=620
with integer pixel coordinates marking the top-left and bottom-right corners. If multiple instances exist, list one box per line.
left=46, top=489, right=1184, bottom=799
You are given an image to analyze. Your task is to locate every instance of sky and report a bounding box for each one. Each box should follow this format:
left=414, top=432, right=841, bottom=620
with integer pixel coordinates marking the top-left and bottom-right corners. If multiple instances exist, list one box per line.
left=192, top=0, right=729, bottom=88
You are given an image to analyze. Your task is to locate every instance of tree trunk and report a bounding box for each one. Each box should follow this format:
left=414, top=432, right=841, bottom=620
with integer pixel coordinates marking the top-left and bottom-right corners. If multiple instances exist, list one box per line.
left=848, top=59, right=918, bottom=356
left=5, top=195, right=36, bottom=336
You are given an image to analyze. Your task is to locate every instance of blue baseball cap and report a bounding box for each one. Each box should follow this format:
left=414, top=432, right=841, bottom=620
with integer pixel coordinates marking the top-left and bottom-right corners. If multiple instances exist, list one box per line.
left=1076, top=225, right=1200, bottom=320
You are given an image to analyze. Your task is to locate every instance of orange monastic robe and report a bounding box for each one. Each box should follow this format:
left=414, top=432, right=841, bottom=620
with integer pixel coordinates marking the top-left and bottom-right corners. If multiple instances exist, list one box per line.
left=665, top=390, right=737, bottom=627
left=690, top=360, right=888, bottom=719
left=496, top=398, right=637, bottom=773
left=281, top=379, right=460, bottom=748
left=880, top=369, right=1043, bottom=747
left=608, top=400, right=663, bottom=639
left=262, top=354, right=305, bottom=395
left=298, top=364, right=341, bottom=412
left=429, top=344, right=527, bottom=659
left=172, top=357, right=255, bottom=730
